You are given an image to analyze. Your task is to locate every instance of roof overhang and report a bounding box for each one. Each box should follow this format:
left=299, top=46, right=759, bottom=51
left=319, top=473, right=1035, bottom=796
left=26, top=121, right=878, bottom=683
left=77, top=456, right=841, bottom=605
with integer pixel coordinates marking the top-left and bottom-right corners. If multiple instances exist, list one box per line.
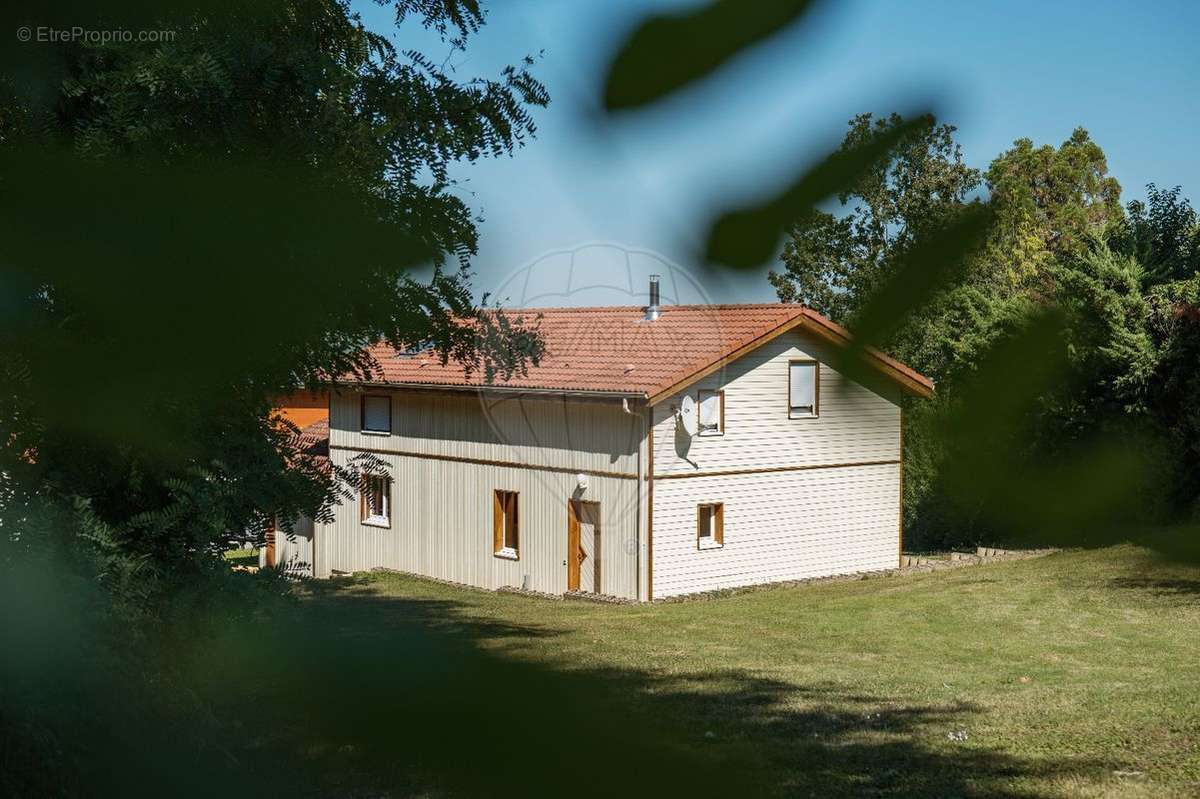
left=646, top=312, right=934, bottom=405
left=333, top=380, right=647, bottom=403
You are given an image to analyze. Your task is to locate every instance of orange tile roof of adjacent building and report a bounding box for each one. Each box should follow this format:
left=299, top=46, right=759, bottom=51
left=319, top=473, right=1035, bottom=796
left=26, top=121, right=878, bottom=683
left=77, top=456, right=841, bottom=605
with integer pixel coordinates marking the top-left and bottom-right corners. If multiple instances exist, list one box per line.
left=350, top=304, right=933, bottom=403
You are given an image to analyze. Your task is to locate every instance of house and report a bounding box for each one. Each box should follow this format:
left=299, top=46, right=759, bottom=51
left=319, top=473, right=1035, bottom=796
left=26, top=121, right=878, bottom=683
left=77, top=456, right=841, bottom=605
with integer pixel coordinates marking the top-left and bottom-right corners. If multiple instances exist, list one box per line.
left=273, top=389, right=329, bottom=429
left=260, top=418, right=329, bottom=576
left=280, top=278, right=933, bottom=600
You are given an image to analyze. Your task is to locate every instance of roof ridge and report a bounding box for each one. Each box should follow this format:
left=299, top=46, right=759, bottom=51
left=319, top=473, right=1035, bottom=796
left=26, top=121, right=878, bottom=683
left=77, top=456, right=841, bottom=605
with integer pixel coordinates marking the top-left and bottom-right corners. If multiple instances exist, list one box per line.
left=499, top=302, right=809, bottom=313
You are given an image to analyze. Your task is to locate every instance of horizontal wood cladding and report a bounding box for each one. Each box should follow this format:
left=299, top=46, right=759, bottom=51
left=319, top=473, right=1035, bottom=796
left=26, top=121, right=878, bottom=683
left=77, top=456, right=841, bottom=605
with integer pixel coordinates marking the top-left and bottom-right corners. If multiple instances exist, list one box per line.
left=650, top=458, right=901, bottom=481
left=652, top=329, right=902, bottom=478
left=652, top=462, right=901, bottom=598
left=329, top=388, right=641, bottom=476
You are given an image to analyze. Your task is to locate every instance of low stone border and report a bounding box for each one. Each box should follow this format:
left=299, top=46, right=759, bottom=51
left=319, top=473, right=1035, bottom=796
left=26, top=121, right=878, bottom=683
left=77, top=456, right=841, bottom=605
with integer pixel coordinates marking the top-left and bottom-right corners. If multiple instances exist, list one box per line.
left=651, top=547, right=1061, bottom=603
left=901, top=546, right=1060, bottom=571
left=562, top=590, right=637, bottom=605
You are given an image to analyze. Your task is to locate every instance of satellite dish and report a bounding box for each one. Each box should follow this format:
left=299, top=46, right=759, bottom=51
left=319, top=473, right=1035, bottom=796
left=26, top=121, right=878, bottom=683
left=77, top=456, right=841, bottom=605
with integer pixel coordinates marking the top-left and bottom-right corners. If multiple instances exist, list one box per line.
left=678, top=395, right=698, bottom=436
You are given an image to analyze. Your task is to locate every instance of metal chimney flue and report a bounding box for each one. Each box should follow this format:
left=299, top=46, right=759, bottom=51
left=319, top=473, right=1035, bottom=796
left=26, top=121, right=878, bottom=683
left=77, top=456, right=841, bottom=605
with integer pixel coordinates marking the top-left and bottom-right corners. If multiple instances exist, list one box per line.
left=644, top=274, right=661, bottom=321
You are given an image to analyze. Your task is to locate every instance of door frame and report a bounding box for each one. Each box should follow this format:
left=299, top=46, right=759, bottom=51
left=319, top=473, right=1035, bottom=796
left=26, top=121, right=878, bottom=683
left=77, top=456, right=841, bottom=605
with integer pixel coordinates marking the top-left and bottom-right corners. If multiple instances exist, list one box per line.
left=567, top=499, right=601, bottom=593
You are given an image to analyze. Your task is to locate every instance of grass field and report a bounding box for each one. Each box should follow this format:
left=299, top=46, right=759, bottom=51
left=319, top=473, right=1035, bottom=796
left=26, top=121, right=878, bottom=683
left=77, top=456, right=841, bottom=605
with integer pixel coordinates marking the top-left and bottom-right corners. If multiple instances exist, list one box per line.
left=223, top=548, right=258, bottom=568
left=308, top=546, right=1200, bottom=797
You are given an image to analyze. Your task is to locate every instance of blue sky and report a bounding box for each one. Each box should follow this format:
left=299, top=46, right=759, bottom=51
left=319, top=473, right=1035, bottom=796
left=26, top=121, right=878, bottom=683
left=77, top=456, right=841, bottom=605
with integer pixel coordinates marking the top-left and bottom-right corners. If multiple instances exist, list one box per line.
left=355, top=0, right=1200, bottom=306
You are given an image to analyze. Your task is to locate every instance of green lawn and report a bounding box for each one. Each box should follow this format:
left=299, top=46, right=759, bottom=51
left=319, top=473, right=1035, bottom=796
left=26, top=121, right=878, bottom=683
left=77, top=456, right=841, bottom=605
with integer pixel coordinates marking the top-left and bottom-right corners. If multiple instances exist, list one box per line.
left=309, top=546, right=1200, bottom=797
left=223, top=547, right=258, bottom=568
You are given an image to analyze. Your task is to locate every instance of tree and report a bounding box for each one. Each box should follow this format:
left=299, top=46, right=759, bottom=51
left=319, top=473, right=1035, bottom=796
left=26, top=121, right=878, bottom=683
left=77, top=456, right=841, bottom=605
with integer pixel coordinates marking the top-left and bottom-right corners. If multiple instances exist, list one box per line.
left=769, top=113, right=982, bottom=323
left=984, top=127, right=1123, bottom=287
left=1110, top=183, right=1200, bottom=285
left=1, top=1, right=549, bottom=601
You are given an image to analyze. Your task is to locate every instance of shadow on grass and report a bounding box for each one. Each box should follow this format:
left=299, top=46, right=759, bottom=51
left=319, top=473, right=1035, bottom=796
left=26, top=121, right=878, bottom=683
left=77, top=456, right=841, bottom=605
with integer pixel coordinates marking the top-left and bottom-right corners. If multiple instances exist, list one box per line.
left=3, top=569, right=1103, bottom=798
left=188, top=578, right=1097, bottom=798
left=1108, top=576, right=1200, bottom=602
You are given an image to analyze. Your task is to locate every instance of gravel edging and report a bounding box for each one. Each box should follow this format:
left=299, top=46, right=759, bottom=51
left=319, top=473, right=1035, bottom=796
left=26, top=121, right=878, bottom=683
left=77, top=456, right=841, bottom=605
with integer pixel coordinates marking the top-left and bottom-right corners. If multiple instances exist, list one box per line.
left=650, top=547, right=1062, bottom=604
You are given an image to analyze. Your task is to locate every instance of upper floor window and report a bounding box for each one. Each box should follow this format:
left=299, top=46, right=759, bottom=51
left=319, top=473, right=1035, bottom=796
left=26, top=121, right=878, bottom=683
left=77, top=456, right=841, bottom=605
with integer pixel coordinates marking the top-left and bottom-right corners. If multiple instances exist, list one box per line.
left=360, top=475, right=391, bottom=527
left=493, top=490, right=519, bottom=559
left=361, top=394, right=391, bottom=434
left=697, top=389, right=724, bottom=436
left=788, top=361, right=818, bottom=419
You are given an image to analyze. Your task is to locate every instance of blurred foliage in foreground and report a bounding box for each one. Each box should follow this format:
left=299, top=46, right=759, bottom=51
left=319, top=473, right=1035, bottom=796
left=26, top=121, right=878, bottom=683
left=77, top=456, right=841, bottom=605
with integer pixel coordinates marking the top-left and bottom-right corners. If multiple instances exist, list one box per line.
left=1, top=1, right=556, bottom=793
left=1, top=0, right=548, bottom=603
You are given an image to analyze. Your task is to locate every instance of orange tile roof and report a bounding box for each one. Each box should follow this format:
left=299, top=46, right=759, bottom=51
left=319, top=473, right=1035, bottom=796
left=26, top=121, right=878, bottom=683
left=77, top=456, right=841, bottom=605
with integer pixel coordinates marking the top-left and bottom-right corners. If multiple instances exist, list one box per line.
left=349, top=304, right=933, bottom=402
left=298, top=418, right=329, bottom=457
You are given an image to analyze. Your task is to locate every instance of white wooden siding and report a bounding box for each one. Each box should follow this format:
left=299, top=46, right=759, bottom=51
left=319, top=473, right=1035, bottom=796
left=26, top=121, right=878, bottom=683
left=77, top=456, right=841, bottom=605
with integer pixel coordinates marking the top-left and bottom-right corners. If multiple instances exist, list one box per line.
left=652, top=463, right=900, bottom=597
left=330, top=389, right=640, bottom=477
left=260, top=515, right=314, bottom=578
left=316, top=450, right=641, bottom=598
left=652, top=330, right=901, bottom=476
left=317, top=389, right=644, bottom=599
left=650, top=328, right=902, bottom=598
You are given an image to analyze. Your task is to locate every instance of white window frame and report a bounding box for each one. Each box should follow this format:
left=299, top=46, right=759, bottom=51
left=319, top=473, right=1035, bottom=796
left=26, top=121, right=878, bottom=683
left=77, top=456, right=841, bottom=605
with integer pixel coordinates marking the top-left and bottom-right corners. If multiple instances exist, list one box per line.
left=788, top=360, right=819, bottom=419
left=493, top=490, right=519, bottom=560
left=361, top=475, right=391, bottom=528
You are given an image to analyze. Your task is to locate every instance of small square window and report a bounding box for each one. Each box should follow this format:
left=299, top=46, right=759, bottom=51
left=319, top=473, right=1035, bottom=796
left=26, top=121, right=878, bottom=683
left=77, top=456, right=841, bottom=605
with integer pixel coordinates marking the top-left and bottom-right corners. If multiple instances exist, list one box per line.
left=360, top=475, right=391, bottom=527
left=361, top=394, right=391, bottom=434
left=697, top=389, right=724, bottom=436
left=697, top=503, right=724, bottom=550
left=493, top=490, right=519, bottom=558
left=788, top=361, right=818, bottom=418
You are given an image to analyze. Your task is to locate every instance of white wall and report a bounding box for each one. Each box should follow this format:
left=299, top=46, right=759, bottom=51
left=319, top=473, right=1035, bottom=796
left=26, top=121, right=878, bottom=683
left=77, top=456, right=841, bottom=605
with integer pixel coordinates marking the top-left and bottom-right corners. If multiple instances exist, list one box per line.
left=259, top=515, right=314, bottom=578
left=330, top=388, right=641, bottom=477
left=652, top=464, right=900, bottom=597
left=318, top=389, right=644, bottom=599
left=652, top=330, right=902, bottom=476
left=650, top=328, right=902, bottom=598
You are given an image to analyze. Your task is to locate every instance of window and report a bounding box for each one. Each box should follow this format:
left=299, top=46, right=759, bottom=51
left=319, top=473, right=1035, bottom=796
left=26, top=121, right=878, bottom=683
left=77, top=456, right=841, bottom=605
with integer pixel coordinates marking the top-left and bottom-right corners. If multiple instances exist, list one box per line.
left=697, top=389, right=724, bottom=436
left=361, top=394, right=391, bottom=434
left=788, top=361, right=818, bottom=418
left=360, top=475, right=391, bottom=527
left=697, top=503, right=724, bottom=549
left=493, top=490, right=519, bottom=559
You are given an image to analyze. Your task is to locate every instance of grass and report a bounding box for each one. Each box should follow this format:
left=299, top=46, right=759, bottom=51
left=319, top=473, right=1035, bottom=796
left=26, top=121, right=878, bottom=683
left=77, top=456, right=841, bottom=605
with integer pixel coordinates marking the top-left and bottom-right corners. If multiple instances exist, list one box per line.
left=307, top=545, right=1200, bottom=797
left=223, top=548, right=258, bottom=568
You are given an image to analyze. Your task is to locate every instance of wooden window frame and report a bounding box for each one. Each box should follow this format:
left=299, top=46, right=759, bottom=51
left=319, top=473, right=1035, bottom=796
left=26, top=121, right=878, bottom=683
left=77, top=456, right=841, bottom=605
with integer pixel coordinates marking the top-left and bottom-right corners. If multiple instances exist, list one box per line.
left=493, top=489, right=519, bottom=560
left=787, top=359, right=820, bottom=419
left=360, top=394, right=392, bottom=435
left=696, top=502, right=724, bottom=550
left=359, top=474, right=392, bottom=528
left=696, top=388, right=725, bottom=437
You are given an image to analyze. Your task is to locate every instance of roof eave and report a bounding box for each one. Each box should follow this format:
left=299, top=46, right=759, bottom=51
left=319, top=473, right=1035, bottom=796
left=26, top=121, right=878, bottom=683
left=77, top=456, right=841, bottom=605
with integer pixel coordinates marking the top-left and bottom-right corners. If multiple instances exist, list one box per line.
left=646, top=312, right=934, bottom=405
left=332, top=379, right=648, bottom=402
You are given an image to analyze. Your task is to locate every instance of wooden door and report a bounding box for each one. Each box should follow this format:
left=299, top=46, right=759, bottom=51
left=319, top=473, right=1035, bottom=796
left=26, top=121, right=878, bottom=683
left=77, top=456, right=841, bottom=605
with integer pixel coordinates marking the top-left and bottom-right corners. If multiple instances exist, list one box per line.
left=264, top=515, right=277, bottom=567
left=567, top=500, right=581, bottom=591
left=567, top=500, right=601, bottom=593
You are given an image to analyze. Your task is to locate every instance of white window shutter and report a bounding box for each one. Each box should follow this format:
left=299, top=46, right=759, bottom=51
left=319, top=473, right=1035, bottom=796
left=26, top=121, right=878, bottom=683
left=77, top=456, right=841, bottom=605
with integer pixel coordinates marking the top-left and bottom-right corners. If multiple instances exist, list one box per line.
left=789, top=363, right=816, bottom=411
left=698, top=392, right=720, bottom=431
left=363, top=396, right=390, bottom=432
